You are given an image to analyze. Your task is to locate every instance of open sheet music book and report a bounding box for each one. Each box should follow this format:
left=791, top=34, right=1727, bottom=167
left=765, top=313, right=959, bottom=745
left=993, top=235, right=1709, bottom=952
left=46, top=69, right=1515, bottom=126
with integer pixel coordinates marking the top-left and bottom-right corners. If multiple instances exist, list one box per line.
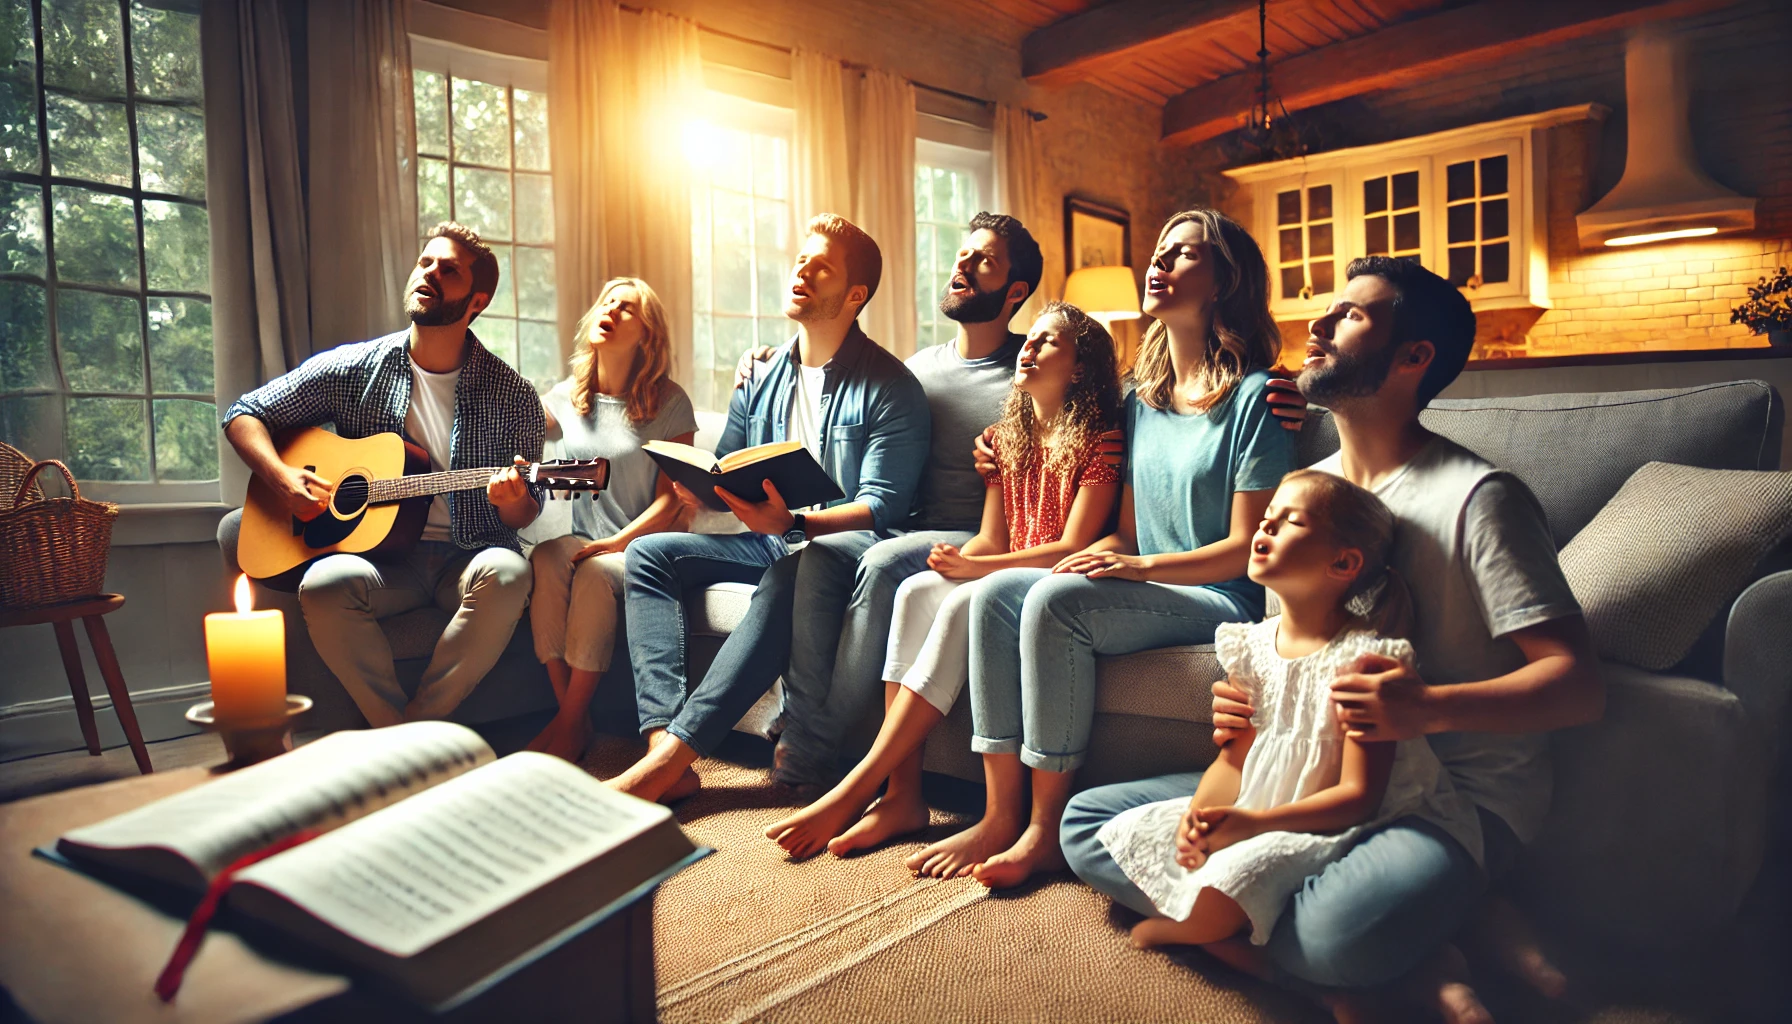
left=54, top=723, right=704, bottom=1008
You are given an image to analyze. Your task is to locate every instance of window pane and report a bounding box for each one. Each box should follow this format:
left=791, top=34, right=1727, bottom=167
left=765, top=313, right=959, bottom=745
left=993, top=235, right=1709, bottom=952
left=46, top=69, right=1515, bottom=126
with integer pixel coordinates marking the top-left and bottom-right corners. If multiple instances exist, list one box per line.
left=913, top=165, right=931, bottom=221
left=42, top=0, right=125, bottom=96
left=755, top=251, right=784, bottom=317
left=711, top=127, right=750, bottom=195
left=754, top=198, right=788, bottom=254
left=514, top=172, right=552, bottom=244
left=1480, top=155, right=1508, bottom=196
left=1447, top=203, right=1475, bottom=244
left=414, top=70, right=448, bottom=156
left=0, top=279, right=53, bottom=391
left=1393, top=211, right=1420, bottom=252
left=930, top=168, right=953, bottom=226
left=0, top=77, right=39, bottom=174
left=1307, top=185, right=1331, bottom=221
left=755, top=315, right=787, bottom=352
left=484, top=243, right=513, bottom=317
left=136, top=104, right=205, bottom=197
left=713, top=317, right=751, bottom=389
left=0, top=394, right=58, bottom=459
left=1308, top=222, right=1332, bottom=259
left=454, top=166, right=511, bottom=241
left=129, top=2, right=201, bottom=102
left=1446, top=161, right=1474, bottom=203
left=753, top=133, right=786, bottom=201
left=513, top=88, right=549, bottom=171
left=418, top=156, right=449, bottom=235
left=691, top=315, right=713, bottom=408
left=478, top=315, right=516, bottom=365
left=152, top=398, right=215, bottom=479
left=1309, top=260, right=1334, bottom=295
left=711, top=189, right=748, bottom=249
left=1364, top=215, right=1388, bottom=255
left=143, top=198, right=208, bottom=292
left=1447, top=245, right=1474, bottom=287
left=1276, top=190, right=1300, bottom=226
left=1482, top=198, right=1508, bottom=240
left=58, top=288, right=143, bottom=391
left=67, top=396, right=147, bottom=479
left=1363, top=177, right=1387, bottom=215
left=1, top=0, right=33, bottom=75
left=146, top=296, right=210, bottom=392
left=450, top=77, right=509, bottom=167
left=518, top=320, right=558, bottom=392
left=1, top=178, right=44, bottom=275
left=715, top=246, right=750, bottom=314
left=52, top=185, right=137, bottom=287
left=1392, top=171, right=1419, bottom=210
left=46, top=94, right=132, bottom=186
left=1482, top=242, right=1509, bottom=284
left=514, top=246, right=555, bottom=321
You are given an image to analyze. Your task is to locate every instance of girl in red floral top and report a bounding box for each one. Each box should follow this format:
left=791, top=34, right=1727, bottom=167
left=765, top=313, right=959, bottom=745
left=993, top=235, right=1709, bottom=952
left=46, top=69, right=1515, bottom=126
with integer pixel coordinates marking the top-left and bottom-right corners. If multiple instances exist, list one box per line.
left=768, top=302, right=1122, bottom=858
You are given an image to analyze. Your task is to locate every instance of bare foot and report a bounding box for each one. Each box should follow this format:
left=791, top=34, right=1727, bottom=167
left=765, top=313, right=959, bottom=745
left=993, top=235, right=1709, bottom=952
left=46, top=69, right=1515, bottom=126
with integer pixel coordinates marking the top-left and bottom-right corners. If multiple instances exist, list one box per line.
left=525, top=716, right=559, bottom=753
left=607, top=743, right=699, bottom=804
left=1407, top=943, right=1494, bottom=1024
left=903, top=815, right=1023, bottom=878
left=541, top=713, right=592, bottom=763
left=970, top=822, right=1066, bottom=889
left=764, top=786, right=873, bottom=859
left=1471, top=896, right=1569, bottom=1000
left=661, top=766, right=701, bottom=803
left=827, top=791, right=930, bottom=857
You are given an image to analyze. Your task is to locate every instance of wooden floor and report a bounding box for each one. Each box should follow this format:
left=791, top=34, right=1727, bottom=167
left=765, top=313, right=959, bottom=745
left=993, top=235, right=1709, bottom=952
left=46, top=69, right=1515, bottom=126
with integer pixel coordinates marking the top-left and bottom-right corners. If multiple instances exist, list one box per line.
left=0, top=732, right=227, bottom=805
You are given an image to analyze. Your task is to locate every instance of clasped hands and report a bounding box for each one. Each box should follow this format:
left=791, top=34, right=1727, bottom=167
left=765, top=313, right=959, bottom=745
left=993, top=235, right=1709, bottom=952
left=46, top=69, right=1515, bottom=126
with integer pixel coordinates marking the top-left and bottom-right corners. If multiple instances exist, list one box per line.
left=1175, top=802, right=1262, bottom=870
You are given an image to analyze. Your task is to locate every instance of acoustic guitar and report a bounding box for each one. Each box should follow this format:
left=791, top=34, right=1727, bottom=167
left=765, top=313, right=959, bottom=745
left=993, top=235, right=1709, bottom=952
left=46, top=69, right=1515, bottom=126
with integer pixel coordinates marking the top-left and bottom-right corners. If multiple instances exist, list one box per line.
left=238, top=427, right=607, bottom=588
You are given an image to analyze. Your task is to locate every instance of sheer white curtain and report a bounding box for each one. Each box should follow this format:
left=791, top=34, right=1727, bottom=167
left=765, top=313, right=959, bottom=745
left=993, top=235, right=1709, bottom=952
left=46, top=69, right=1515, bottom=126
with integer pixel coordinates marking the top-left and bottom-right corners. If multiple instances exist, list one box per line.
left=854, top=69, right=916, bottom=355
left=547, top=1, right=702, bottom=380
left=993, top=103, right=1054, bottom=328
left=792, top=50, right=852, bottom=225
left=305, top=0, right=417, bottom=350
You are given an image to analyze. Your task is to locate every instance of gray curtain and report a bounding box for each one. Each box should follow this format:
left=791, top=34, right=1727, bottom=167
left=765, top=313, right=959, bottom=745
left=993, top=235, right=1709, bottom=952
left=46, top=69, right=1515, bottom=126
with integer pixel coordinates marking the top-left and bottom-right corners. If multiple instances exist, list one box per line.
left=203, top=0, right=312, bottom=502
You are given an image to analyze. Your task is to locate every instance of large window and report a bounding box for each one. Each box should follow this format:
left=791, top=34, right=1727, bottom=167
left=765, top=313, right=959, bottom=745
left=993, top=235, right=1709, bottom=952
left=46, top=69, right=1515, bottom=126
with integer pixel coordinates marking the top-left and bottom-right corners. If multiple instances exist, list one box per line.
left=411, top=43, right=558, bottom=394
left=0, top=0, right=215, bottom=500
left=913, top=136, right=990, bottom=351
left=687, top=94, right=793, bottom=413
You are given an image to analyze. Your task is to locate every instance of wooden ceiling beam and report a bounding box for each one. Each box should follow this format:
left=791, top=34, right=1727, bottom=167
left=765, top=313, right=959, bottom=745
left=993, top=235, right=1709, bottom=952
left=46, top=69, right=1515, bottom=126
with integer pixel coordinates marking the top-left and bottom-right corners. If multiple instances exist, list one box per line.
left=1160, top=0, right=1732, bottom=146
left=1021, top=0, right=1267, bottom=87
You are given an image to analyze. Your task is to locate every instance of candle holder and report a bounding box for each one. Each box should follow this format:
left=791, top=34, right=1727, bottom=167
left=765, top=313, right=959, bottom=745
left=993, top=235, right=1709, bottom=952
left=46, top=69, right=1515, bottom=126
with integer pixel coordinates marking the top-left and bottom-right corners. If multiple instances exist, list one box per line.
left=185, top=695, right=313, bottom=768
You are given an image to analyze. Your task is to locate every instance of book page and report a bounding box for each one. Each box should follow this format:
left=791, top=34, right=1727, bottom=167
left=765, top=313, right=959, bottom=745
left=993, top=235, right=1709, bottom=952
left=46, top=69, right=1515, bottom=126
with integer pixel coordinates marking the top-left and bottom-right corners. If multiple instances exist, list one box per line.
left=232, top=753, right=673, bottom=958
left=716, top=440, right=803, bottom=474
left=642, top=440, right=718, bottom=471
left=60, top=722, right=492, bottom=881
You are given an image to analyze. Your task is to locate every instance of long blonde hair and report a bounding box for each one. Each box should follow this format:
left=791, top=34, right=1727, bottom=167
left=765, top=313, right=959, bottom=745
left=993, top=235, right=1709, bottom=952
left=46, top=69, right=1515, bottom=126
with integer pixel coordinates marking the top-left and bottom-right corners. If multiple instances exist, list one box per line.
left=1130, top=208, right=1281, bottom=414
left=569, top=277, right=673, bottom=423
left=1280, top=469, right=1414, bottom=639
left=991, top=301, right=1122, bottom=480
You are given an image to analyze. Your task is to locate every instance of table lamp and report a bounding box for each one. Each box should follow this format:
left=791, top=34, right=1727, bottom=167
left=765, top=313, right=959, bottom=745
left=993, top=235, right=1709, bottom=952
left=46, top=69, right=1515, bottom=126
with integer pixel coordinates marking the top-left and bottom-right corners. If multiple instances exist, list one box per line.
left=1062, top=265, right=1142, bottom=322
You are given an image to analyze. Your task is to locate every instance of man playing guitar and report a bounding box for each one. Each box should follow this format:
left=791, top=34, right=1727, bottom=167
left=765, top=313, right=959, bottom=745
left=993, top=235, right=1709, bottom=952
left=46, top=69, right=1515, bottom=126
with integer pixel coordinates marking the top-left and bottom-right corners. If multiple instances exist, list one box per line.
left=220, top=222, right=545, bottom=727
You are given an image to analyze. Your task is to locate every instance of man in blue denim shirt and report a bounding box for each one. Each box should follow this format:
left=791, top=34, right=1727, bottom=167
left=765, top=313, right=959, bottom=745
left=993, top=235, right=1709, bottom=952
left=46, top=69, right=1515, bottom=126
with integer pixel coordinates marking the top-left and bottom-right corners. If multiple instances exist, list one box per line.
left=610, top=215, right=930, bottom=803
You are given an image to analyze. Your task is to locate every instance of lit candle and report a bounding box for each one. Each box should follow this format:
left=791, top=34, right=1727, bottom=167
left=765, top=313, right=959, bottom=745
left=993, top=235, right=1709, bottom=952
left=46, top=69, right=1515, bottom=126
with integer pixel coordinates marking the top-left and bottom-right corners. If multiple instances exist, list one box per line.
left=205, top=575, right=288, bottom=723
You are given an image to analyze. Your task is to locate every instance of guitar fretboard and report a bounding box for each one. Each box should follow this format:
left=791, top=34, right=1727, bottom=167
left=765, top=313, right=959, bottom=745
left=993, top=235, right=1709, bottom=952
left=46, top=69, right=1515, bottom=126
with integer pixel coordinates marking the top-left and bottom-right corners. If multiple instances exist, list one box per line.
left=367, top=468, right=513, bottom=504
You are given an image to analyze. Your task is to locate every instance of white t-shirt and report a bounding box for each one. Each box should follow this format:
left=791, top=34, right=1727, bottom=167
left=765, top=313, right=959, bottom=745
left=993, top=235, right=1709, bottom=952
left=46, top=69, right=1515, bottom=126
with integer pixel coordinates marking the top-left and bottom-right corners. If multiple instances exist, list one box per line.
left=788, top=362, right=827, bottom=458
left=405, top=359, right=462, bottom=542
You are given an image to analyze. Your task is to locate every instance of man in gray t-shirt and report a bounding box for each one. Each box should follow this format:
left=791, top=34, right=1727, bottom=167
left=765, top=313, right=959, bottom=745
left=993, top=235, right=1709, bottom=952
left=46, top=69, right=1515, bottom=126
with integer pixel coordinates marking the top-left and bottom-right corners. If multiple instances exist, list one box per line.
left=767, top=214, right=1042, bottom=788
left=1063, top=257, right=1602, bottom=1017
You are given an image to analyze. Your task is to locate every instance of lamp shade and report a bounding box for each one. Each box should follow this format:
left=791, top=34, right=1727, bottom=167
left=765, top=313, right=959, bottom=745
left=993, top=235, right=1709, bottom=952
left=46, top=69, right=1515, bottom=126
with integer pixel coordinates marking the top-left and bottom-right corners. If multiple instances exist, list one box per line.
left=1063, top=265, right=1141, bottom=319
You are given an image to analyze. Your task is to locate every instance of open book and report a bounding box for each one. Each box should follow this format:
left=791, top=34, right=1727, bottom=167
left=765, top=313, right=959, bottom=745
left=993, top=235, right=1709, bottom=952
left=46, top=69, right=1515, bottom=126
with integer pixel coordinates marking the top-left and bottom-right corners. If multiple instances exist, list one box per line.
left=644, top=439, right=844, bottom=512
left=53, top=723, right=704, bottom=1009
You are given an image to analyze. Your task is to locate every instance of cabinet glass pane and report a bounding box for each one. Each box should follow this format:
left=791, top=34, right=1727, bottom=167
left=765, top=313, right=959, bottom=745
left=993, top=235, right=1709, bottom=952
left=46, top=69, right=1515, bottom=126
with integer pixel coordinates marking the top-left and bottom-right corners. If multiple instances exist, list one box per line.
left=1392, top=171, right=1419, bottom=210
left=1446, top=161, right=1474, bottom=202
left=1278, top=227, right=1302, bottom=263
left=1482, top=199, right=1508, bottom=240
left=1480, top=155, right=1508, bottom=196
left=1364, top=177, right=1387, bottom=215
left=1393, top=211, right=1420, bottom=252
left=1308, top=222, right=1332, bottom=259
left=1482, top=242, right=1509, bottom=284
left=1309, top=260, right=1334, bottom=295
left=1276, top=190, right=1301, bottom=226
left=1447, top=245, right=1474, bottom=286
left=1447, top=204, right=1474, bottom=244
left=1364, top=216, right=1388, bottom=255
left=1307, top=185, right=1331, bottom=221
left=1281, top=266, right=1303, bottom=299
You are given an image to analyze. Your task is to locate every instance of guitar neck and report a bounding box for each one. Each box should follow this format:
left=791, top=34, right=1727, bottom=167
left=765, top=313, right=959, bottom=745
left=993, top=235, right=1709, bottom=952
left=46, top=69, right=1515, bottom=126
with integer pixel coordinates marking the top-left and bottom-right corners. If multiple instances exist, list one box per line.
left=366, top=467, right=514, bottom=504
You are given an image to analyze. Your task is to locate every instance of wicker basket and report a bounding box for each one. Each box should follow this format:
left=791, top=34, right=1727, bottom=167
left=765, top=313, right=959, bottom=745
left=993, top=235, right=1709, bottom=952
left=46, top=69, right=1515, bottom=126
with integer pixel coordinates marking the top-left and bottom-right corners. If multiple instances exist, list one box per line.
left=0, top=442, right=119, bottom=608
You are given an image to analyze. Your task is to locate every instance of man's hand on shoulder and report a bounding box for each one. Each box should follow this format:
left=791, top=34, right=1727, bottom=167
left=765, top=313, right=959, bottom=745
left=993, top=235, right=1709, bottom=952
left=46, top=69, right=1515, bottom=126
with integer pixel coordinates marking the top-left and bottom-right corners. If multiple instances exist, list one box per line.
left=1329, top=653, right=1434, bottom=741
left=1265, top=375, right=1307, bottom=432
left=1210, top=677, right=1256, bottom=748
left=733, top=346, right=779, bottom=391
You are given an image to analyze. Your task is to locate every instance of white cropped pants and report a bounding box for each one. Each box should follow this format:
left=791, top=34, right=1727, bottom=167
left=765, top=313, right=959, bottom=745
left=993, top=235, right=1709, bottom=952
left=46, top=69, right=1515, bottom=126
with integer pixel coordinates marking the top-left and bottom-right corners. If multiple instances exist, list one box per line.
left=881, top=570, right=987, bottom=716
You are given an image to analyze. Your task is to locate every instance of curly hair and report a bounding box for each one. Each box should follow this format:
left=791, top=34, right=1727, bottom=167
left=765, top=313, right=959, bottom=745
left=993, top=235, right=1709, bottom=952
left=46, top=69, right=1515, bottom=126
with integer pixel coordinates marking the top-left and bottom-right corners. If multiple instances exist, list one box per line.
left=991, top=301, right=1122, bottom=481
left=569, top=277, right=673, bottom=424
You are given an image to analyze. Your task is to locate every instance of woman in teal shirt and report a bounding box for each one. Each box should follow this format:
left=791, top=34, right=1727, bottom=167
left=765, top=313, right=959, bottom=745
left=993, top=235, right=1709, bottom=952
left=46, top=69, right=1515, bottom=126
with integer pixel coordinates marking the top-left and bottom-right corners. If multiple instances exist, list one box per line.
left=906, top=209, right=1295, bottom=886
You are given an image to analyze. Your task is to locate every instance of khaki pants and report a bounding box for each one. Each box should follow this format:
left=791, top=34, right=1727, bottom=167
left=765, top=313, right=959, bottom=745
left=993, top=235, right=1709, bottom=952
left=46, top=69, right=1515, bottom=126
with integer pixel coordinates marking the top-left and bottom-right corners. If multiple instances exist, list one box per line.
left=529, top=535, right=628, bottom=673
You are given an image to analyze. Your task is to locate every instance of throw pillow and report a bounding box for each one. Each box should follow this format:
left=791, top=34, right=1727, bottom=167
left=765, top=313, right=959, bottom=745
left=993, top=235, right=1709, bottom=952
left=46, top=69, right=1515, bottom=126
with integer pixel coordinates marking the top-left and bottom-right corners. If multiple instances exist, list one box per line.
left=1558, top=461, right=1792, bottom=671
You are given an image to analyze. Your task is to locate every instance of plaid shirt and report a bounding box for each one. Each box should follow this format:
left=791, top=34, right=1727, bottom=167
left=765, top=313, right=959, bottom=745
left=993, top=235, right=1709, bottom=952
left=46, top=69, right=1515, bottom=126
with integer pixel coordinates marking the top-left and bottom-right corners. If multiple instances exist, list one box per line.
left=223, top=330, right=546, bottom=553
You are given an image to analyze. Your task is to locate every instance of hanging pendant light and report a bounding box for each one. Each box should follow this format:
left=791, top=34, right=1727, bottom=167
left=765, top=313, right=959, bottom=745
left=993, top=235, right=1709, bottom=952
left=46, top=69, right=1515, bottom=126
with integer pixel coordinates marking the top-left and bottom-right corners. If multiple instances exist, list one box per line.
left=1239, top=0, right=1316, bottom=163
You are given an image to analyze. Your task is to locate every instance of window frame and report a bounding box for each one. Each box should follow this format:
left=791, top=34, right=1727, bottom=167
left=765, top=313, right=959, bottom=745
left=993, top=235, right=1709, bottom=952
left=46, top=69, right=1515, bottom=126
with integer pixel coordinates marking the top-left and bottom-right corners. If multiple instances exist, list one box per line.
left=0, top=0, right=218, bottom=503
left=913, top=135, right=990, bottom=355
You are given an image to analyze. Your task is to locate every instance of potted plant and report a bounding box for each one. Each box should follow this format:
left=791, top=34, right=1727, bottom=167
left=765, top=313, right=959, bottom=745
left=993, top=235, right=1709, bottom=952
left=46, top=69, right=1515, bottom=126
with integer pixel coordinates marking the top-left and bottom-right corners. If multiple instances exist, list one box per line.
left=1730, top=266, right=1792, bottom=348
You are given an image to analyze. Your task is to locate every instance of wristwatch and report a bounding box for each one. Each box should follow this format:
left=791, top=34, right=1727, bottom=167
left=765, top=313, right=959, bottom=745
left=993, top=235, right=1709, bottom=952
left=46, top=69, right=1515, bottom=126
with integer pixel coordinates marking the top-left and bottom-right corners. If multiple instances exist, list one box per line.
left=782, top=513, right=807, bottom=545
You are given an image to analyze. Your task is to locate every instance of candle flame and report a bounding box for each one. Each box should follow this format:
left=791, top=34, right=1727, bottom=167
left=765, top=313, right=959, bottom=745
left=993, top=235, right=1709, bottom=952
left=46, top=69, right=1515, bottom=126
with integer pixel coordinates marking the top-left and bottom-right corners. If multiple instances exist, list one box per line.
left=234, top=574, right=254, bottom=613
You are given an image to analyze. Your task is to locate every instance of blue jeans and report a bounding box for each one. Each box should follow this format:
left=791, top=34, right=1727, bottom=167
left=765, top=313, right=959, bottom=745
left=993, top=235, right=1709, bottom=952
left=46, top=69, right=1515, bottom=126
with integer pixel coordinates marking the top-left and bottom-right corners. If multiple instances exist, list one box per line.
left=968, top=569, right=1255, bottom=772
left=1062, top=773, right=1502, bottom=989
left=624, top=530, right=792, bottom=756
left=775, top=529, right=972, bottom=783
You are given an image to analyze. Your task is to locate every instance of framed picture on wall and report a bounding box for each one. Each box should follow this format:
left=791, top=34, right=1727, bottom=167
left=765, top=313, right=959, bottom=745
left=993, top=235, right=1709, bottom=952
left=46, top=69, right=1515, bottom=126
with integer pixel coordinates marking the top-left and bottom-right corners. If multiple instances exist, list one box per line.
left=1065, top=196, right=1131, bottom=273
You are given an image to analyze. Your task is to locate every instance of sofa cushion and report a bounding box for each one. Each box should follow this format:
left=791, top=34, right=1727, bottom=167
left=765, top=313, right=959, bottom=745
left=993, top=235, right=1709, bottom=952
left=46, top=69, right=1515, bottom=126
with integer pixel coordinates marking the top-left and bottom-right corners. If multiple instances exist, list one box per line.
left=1420, top=381, right=1784, bottom=548
left=1559, top=462, right=1792, bottom=671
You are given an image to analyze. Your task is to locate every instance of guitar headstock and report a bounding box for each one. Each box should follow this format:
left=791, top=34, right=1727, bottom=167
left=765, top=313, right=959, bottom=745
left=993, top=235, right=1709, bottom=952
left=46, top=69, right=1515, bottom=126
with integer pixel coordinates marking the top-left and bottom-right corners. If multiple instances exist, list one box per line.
left=530, top=458, right=608, bottom=498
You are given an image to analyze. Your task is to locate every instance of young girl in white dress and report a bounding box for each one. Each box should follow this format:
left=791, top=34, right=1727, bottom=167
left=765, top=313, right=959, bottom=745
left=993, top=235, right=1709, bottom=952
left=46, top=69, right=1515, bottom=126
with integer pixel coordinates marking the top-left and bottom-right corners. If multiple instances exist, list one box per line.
left=765, top=302, right=1122, bottom=860
left=1101, top=468, right=1482, bottom=950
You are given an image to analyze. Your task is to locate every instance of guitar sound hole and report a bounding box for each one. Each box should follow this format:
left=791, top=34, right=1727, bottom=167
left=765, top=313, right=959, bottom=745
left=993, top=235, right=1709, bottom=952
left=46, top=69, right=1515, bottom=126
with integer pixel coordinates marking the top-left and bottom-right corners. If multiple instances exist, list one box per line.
left=332, top=475, right=370, bottom=517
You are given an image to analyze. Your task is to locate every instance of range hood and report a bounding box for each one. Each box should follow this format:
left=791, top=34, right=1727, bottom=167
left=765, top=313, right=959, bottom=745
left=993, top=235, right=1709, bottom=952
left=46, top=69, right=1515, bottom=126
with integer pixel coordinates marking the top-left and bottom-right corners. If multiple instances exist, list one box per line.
left=1576, top=27, right=1756, bottom=249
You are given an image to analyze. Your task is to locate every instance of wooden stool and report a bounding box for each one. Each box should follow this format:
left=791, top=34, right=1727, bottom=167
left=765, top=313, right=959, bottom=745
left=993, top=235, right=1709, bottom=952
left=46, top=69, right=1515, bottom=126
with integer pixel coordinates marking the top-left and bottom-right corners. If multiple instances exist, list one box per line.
left=0, top=594, right=152, bottom=774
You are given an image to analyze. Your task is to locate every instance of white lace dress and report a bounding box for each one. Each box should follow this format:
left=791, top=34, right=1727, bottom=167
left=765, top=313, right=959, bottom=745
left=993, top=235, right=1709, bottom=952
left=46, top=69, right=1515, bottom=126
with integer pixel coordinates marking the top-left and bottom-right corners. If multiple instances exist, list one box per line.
left=1096, top=619, right=1483, bottom=943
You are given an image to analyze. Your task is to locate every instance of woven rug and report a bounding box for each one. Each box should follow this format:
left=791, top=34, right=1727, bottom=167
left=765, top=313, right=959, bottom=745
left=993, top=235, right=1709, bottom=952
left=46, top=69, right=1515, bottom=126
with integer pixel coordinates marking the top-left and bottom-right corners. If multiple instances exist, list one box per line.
left=575, top=736, right=1710, bottom=1024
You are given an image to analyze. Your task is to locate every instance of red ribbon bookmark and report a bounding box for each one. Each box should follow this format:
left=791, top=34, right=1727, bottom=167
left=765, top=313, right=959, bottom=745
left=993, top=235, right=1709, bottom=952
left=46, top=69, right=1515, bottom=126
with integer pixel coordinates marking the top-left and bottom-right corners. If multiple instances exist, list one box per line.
left=154, top=830, right=320, bottom=1002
